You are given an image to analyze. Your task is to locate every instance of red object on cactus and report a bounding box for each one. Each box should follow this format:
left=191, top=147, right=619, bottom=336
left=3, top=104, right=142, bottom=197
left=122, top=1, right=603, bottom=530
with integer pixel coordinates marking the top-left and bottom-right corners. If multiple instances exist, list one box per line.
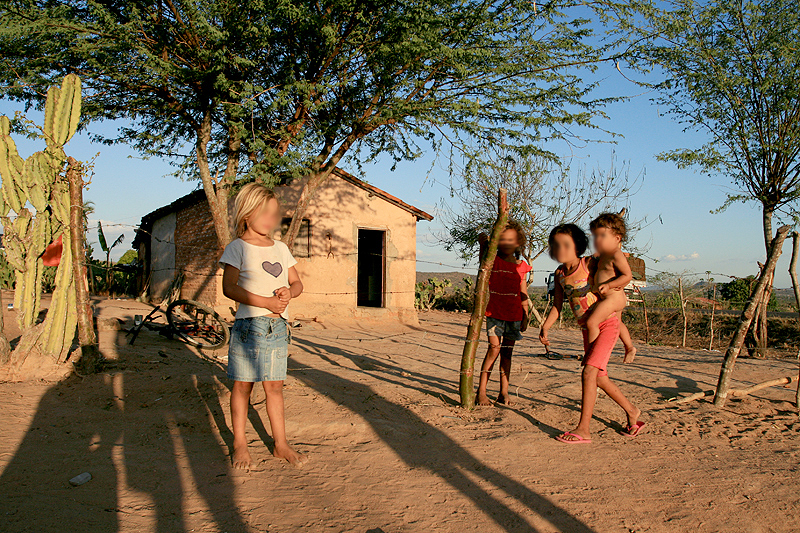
left=42, top=235, right=62, bottom=267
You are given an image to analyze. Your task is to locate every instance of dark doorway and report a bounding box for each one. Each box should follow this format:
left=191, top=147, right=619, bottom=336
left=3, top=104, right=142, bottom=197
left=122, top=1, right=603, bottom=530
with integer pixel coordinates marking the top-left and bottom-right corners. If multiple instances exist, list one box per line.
left=357, top=229, right=385, bottom=307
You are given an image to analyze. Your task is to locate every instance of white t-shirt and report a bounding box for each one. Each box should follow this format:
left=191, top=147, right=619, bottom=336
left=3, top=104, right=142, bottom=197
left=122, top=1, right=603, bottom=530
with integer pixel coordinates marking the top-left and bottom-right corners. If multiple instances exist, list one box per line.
left=219, top=238, right=298, bottom=320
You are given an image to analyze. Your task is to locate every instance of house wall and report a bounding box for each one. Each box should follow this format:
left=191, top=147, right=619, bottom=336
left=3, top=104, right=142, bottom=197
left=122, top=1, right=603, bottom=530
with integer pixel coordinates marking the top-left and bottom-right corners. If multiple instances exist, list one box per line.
left=271, top=176, right=419, bottom=324
left=174, top=200, right=224, bottom=305
left=152, top=175, right=420, bottom=324
left=149, top=212, right=177, bottom=300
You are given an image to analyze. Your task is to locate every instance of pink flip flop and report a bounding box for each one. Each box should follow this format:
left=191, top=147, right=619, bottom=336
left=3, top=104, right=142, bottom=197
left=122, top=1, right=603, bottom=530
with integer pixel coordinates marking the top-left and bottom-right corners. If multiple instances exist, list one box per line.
left=622, top=421, right=646, bottom=436
left=556, top=432, right=592, bottom=444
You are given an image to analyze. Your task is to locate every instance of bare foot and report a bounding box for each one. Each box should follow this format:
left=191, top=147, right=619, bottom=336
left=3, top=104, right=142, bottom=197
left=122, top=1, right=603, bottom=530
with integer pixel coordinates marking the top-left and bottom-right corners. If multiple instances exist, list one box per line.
left=623, top=346, right=637, bottom=363
left=232, top=443, right=252, bottom=470
left=496, top=393, right=514, bottom=406
left=476, top=392, right=493, bottom=407
left=273, top=444, right=308, bottom=466
left=626, top=406, right=642, bottom=429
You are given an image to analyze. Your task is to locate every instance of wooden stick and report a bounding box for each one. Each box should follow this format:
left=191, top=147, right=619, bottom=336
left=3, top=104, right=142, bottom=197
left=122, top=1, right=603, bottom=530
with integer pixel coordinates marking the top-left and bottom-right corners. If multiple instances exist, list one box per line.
left=730, top=376, right=797, bottom=397
left=459, top=188, right=508, bottom=409
left=709, top=284, right=716, bottom=351
left=638, top=286, right=650, bottom=345
left=679, top=277, right=687, bottom=348
left=714, top=226, right=791, bottom=407
left=68, top=158, right=102, bottom=373
left=671, top=377, right=797, bottom=404
left=789, top=231, right=800, bottom=409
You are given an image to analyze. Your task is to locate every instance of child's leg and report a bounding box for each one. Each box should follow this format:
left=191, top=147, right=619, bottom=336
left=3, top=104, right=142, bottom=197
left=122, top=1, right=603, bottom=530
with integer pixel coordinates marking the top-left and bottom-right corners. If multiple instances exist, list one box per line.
left=497, top=337, right=516, bottom=405
left=262, top=380, right=307, bottom=465
left=596, top=374, right=640, bottom=428
left=230, top=380, right=255, bottom=469
left=618, top=315, right=637, bottom=363
left=476, top=335, right=502, bottom=406
left=560, top=365, right=600, bottom=441
left=586, top=291, right=626, bottom=344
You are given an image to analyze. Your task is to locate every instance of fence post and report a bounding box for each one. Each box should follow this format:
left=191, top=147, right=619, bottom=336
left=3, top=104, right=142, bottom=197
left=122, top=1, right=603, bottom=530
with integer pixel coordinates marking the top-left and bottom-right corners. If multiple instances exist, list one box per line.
left=679, top=277, right=687, bottom=347
left=714, top=226, right=790, bottom=407
left=789, top=231, right=800, bottom=409
left=459, top=188, right=508, bottom=409
left=68, top=158, right=101, bottom=373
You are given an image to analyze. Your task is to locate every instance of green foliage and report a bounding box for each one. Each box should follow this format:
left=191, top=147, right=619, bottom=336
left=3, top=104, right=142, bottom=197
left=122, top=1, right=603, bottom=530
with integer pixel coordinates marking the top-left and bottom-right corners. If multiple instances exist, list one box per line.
left=415, top=277, right=476, bottom=312
left=415, top=278, right=452, bottom=311
left=442, top=150, right=647, bottom=263
left=642, top=0, right=800, bottom=242
left=0, top=252, right=15, bottom=290
left=718, top=277, right=755, bottom=306
left=718, top=276, right=776, bottom=310
left=0, top=0, right=645, bottom=249
left=118, top=249, right=138, bottom=265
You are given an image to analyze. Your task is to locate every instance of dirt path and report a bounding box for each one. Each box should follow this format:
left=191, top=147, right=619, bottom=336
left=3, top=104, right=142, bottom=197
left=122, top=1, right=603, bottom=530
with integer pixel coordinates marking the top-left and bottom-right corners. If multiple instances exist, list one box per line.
left=1, top=306, right=798, bottom=532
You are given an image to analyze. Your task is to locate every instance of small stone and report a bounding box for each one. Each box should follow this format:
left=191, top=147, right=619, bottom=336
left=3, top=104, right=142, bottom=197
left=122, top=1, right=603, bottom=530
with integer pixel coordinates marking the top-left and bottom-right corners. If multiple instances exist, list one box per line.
left=69, top=472, right=92, bottom=486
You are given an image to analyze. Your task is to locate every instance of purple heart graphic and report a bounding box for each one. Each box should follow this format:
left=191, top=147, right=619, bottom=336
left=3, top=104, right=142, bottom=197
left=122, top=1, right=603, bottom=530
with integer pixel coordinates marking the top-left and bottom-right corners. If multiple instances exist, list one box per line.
left=262, top=261, right=283, bottom=278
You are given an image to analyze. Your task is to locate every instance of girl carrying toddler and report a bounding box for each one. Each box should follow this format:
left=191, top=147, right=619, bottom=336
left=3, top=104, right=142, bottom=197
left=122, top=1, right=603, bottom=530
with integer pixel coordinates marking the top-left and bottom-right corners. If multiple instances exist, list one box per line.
left=539, top=219, right=644, bottom=443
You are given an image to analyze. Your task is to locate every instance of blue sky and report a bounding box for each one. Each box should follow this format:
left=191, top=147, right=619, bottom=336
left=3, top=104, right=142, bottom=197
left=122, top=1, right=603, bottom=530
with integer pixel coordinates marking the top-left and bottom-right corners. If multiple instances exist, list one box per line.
left=0, top=61, right=792, bottom=288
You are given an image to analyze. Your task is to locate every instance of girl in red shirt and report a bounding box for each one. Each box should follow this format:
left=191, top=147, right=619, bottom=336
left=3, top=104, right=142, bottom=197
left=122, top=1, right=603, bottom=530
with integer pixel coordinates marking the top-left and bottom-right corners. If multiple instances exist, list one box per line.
left=475, top=221, right=532, bottom=406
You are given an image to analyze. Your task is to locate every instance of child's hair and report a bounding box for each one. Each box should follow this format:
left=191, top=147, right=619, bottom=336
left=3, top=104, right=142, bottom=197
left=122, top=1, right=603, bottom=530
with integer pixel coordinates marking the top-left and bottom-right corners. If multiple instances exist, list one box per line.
left=548, top=223, right=589, bottom=259
left=505, top=220, right=527, bottom=259
left=589, top=212, right=627, bottom=241
left=234, top=182, right=278, bottom=237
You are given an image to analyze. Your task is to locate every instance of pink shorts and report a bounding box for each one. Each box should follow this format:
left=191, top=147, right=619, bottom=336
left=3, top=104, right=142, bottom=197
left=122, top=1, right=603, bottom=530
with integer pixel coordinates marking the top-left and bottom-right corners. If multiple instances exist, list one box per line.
left=581, top=314, right=620, bottom=377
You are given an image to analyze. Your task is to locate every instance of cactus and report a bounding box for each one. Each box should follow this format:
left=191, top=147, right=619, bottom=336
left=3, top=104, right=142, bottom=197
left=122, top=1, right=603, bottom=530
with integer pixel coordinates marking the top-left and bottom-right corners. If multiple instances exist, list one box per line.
left=0, top=74, right=82, bottom=359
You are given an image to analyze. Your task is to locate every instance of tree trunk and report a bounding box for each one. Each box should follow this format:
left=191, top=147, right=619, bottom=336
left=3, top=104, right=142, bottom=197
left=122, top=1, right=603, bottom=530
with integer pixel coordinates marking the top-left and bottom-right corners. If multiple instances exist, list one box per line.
left=283, top=170, right=332, bottom=252
left=195, top=110, right=233, bottom=249
left=789, top=232, right=800, bottom=409
left=459, top=188, right=509, bottom=409
left=679, top=278, right=687, bottom=348
left=68, top=158, right=101, bottom=374
left=714, top=225, right=790, bottom=407
left=757, top=207, right=776, bottom=356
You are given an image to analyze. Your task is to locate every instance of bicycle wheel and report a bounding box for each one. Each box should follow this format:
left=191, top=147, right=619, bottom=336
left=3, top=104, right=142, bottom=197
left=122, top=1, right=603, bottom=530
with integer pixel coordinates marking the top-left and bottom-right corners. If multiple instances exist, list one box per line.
left=166, top=299, right=230, bottom=349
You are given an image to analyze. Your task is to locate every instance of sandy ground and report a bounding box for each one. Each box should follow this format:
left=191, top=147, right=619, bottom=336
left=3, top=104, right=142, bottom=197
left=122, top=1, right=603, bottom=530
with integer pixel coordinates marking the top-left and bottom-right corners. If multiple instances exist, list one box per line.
left=1, top=303, right=799, bottom=533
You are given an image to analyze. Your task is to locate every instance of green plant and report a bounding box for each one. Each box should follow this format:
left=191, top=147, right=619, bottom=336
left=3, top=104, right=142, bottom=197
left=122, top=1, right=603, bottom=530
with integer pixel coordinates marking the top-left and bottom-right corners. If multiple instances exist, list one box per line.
left=415, top=278, right=452, bottom=311
left=0, top=73, right=81, bottom=359
left=0, top=252, right=15, bottom=290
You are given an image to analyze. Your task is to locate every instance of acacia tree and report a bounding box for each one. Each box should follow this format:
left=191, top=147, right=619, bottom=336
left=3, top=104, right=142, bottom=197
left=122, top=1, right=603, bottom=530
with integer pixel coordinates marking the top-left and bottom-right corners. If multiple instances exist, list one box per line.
left=441, top=150, right=645, bottom=268
left=642, top=0, right=800, bottom=353
left=1, top=0, right=642, bottom=252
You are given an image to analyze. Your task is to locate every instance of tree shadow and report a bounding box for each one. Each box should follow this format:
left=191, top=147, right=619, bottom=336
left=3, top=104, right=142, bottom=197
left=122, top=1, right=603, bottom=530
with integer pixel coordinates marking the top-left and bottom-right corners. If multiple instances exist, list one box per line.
left=0, top=324, right=250, bottom=533
left=289, top=354, right=598, bottom=533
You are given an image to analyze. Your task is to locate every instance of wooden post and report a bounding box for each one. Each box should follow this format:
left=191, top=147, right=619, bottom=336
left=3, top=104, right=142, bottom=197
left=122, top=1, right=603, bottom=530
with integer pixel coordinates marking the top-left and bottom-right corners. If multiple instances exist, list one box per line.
left=714, top=226, right=791, bottom=407
left=679, top=277, right=687, bottom=348
left=0, top=290, right=9, bottom=364
left=459, top=188, right=508, bottom=409
left=789, top=231, right=800, bottom=409
left=637, top=286, right=649, bottom=344
left=67, top=158, right=102, bottom=373
left=709, top=284, right=716, bottom=351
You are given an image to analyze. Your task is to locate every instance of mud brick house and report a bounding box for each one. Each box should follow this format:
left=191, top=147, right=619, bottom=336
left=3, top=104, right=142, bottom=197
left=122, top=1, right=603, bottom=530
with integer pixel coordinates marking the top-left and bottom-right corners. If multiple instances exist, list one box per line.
left=132, top=168, right=433, bottom=324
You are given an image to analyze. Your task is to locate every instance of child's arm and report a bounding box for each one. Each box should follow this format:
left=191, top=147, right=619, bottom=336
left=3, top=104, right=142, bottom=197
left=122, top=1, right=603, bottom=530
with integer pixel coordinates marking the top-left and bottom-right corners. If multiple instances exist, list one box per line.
left=222, top=264, right=287, bottom=314
left=539, top=272, right=564, bottom=345
left=519, top=275, right=530, bottom=331
left=274, top=266, right=303, bottom=302
left=597, top=251, right=633, bottom=296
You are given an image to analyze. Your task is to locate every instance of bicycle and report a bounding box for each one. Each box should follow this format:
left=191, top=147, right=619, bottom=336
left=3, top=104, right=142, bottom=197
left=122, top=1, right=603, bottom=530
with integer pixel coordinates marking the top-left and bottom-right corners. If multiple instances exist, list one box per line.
left=126, top=299, right=230, bottom=349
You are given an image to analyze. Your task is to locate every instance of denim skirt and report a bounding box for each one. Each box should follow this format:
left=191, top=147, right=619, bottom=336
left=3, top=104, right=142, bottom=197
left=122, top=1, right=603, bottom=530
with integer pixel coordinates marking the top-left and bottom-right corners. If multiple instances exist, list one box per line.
left=227, top=316, right=290, bottom=382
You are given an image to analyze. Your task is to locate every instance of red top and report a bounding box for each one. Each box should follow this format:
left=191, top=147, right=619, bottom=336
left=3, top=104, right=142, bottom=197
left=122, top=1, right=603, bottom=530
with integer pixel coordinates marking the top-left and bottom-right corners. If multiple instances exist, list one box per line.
left=485, top=256, right=532, bottom=322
